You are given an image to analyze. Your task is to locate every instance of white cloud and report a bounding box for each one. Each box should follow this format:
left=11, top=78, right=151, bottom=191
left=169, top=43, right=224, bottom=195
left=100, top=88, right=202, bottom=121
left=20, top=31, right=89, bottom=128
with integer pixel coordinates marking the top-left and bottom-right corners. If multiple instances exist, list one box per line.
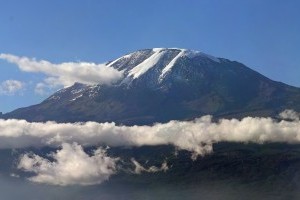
left=18, top=143, right=117, bottom=186
left=34, top=82, right=48, bottom=95
left=279, top=109, right=299, bottom=121
left=0, top=54, right=123, bottom=90
left=1, top=110, right=300, bottom=157
left=0, top=80, right=24, bottom=95
left=34, top=78, right=61, bottom=95
left=131, top=158, right=168, bottom=174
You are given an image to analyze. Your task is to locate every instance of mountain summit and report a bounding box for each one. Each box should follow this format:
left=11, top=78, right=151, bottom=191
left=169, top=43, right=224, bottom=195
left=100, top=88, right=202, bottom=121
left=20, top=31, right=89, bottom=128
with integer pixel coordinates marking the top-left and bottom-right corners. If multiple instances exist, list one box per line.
left=107, top=48, right=220, bottom=84
left=4, top=48, right=300, bottom=124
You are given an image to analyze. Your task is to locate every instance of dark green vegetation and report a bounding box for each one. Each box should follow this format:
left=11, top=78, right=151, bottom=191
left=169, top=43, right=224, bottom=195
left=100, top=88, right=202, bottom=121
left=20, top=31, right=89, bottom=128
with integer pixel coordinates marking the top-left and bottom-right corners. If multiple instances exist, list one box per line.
left=3, top=49, right=300, bottom=125
left=111, top=143, right=300, bottom=189
left=2, top=143, right=300, bottom=200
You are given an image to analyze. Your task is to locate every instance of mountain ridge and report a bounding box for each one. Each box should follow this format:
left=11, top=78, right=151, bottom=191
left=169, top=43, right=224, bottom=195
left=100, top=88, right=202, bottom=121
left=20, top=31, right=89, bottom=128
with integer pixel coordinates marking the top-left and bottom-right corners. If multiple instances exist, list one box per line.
left=3, top=48, right=300, bottom=125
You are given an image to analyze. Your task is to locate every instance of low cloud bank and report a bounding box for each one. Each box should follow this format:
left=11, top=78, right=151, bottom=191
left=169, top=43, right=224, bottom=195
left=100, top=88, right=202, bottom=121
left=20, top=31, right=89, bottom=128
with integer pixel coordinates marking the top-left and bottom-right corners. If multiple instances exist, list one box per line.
left=18, top=143, right=117, bottom=186
left=1, top=111, right=300, bottom=156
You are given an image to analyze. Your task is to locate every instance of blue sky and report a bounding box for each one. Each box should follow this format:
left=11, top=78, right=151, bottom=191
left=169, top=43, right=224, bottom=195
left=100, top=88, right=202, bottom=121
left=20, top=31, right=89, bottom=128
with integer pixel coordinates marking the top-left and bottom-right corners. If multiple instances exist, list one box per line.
left=0, top=0, right=300, bottom=112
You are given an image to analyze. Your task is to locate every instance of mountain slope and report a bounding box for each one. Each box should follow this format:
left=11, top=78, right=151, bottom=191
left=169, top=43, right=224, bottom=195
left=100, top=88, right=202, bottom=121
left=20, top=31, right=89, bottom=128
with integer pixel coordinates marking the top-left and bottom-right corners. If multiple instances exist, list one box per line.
left=4, top=48, right=300, bottom=125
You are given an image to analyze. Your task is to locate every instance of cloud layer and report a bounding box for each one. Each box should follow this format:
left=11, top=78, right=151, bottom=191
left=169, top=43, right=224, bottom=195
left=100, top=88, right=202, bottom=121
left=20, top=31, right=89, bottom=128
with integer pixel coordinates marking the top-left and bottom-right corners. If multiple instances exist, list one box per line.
left=1, top=110, right=300, bottom=185
left=0, top=80, right=24, bottom=95
left=0, top=54, right=123, bottom=91
left=1, top=111, right=300, bottom=155
left=18, top=143, right=117, bottom=186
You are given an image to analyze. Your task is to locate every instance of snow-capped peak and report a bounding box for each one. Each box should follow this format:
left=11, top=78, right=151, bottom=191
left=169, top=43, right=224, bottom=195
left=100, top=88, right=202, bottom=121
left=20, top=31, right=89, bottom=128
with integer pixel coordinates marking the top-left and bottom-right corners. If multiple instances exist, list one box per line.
left=159, top=49, right=186, bottom=81
left=103, top=48, right=221, bottom=83
left=106, top=53, right=132, bottom=67
left=163, top=48, right=220, bottom=62
left=128, top=48, right=165, bottom=79
left=183, top=50, right=220, bottom=62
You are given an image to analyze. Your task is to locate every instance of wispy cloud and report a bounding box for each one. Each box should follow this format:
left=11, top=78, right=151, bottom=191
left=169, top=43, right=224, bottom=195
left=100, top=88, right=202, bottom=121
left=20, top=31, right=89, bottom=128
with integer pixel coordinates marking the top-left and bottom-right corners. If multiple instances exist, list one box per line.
left=131, top=158, right=168, bottom=174
left=34, top=82, right=50, bottom=95
left=0, top=80, right=24, bottom=95
left=0, top=54, right=123, bottom=92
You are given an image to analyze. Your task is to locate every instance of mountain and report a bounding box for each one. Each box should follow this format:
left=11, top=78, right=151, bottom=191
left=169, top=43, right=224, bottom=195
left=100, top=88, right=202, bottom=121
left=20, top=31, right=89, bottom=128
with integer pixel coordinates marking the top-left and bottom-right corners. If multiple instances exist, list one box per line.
left=3, top=48, right=300, bottom=125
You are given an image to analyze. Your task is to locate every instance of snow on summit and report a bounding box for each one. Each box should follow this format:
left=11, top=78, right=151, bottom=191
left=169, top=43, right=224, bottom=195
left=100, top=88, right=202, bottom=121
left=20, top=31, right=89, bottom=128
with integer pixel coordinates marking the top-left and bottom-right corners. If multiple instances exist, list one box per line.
left=104, top=48, right=220, bottom=82
left=127, top=48, right=166, bottom=79
left=159, top=49, right=186, bottom=81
